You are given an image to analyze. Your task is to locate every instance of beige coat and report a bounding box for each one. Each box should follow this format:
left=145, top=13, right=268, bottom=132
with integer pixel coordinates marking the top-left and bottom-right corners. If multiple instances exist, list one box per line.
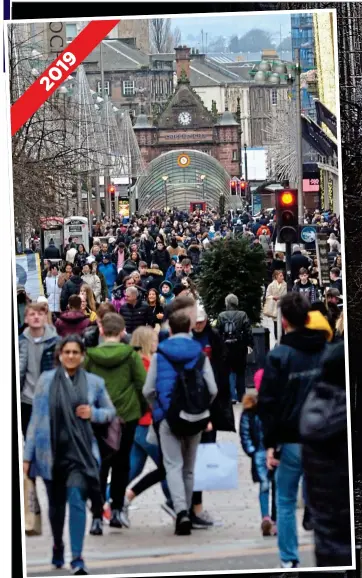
left=264, top=280, right=287, bottom=319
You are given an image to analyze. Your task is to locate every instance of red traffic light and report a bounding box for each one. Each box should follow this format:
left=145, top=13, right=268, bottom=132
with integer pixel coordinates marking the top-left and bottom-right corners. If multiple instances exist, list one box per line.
left=280, top=191, right=296, bottom=206
left=108, top=184, right=116, bottom=194
left=240, top=180, right=246, bottom=190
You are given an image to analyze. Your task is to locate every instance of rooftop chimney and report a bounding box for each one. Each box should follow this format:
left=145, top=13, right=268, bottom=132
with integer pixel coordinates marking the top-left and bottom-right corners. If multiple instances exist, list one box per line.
left=175, top=45, right=191, bottom=82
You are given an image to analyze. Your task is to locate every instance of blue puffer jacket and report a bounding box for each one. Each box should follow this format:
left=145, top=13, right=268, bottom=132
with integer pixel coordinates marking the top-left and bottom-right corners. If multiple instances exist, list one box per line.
left=152, top=335, right=203, bottom=423
left=98, top=262, right=117, bottom=289
left=240, top=394, right=268, bottom=484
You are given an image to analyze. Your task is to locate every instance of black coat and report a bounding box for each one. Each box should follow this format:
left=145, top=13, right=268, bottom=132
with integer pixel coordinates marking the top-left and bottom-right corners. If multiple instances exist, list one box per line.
left=60, top=275, right=84, bottom=311
left=258, top=328, right=328, bottom=449
left=216, top=309, right=254, bottom=372
left=152, top=248, right=171, bottom=275
left=192, top=324, right=235, bottom=432
left=119, top=300, right=152, bottom=334
left=44, top=244, right=61, bottom=259
left=300, top=342, right=351, bottom=563
left=291, top=251, right=310, bottom=282
left=83, top=324, right=130, bottom=347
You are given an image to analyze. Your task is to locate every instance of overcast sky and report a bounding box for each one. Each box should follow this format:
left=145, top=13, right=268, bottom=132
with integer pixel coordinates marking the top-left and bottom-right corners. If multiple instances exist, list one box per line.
left=170, top=13, right=292, bottom=42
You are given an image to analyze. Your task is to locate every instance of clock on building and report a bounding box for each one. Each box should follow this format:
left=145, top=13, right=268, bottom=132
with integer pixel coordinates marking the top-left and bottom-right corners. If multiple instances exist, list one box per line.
left=178, top=111, right=192, bottom=126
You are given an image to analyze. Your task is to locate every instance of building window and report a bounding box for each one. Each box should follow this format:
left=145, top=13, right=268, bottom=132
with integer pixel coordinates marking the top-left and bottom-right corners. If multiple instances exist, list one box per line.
left=123, top=80, right=135, bottom=96
left=155, top=80, right=158, bottom=95
left=169, top=79, right=173, bottom=94
left=164, top=80, right=168, bottom=95
left=159, top=79, right=163, bottom=95
left=232, top=150, right=238, bottom=161
left=97, top=81, right=110, bottom=96
left=66, top=23, right=77, bottom=41
left=271, top=89, right=277, bottom=105
left=150, top=79, right=153, bottom=95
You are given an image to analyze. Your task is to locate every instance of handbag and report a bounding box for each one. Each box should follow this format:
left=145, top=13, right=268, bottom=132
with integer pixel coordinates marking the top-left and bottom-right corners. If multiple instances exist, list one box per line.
left=193, top=442, right=238, bottom=492
left=263, top=296, right=275, bottom=318
left=93, top=416, right=123, bottom=456
left=24, top=476, right=42, bottom=536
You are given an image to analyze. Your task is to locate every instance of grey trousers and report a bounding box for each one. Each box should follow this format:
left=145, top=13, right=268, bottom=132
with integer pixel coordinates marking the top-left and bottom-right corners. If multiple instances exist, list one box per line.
left=159, top=419, right=201, bottom=515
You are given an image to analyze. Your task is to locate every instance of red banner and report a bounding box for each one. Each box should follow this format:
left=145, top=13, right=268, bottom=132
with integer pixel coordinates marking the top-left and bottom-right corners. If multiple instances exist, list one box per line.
left=11, top=19, right=120, bottom=136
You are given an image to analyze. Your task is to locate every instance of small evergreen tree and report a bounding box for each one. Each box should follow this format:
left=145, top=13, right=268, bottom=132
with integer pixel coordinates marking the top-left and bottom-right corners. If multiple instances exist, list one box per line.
left=197, top=237, right=267, bottom=324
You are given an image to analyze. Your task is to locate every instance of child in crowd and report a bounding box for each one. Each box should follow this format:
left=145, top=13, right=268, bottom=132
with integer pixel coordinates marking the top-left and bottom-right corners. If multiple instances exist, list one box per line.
left=240, top=369, right=277, bottom=537
left=159, top=280, right=175, bottom=307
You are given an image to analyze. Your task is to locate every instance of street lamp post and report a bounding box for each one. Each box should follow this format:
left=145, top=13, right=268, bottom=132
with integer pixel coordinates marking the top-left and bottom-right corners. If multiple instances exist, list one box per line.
left=162, top=175, right=169, bottom=211
left=243, top=144, right=248, bottom=182
left=293, top=48, right=304, bottom=225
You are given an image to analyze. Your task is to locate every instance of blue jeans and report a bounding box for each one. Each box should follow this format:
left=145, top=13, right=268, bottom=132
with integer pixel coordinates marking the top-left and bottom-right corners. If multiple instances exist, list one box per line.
left=129, top=425, right=171, bottom=501
left=45, top=481, right=87, bottom=561
left=276, top=443, right=303, bottom=564
left=259, top=474, right=277, bottom=521
left=229, top=371, right=245, bottom=402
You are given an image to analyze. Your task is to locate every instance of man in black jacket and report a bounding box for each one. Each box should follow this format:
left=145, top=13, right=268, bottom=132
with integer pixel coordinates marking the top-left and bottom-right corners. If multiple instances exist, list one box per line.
left=258, top=293, right=332, bottom=569
left=119, top=286, right=152, bottom=335
left=44, top=239, right=61, bottom=259
left=290, top=245, right=310, bottom=283
left=60, top=266, right=84, bottom=311
left=300, top=341, right=351, bottom=567
left=216, top=294, right=254, bottom=403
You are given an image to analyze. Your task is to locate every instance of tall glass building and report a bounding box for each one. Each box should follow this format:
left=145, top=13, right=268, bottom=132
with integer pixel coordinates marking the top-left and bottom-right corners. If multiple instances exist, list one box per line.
left=291, top=13, right=316, bottom=120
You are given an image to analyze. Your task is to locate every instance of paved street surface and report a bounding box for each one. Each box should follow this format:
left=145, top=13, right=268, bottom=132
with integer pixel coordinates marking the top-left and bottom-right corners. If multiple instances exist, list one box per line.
left=26, top=405, right=314, bottom=576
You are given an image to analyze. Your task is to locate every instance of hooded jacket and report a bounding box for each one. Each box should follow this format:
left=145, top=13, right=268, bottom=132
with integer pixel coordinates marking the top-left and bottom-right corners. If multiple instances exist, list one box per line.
left=60, top=275, right=84, bottom=311
left=258, top=310, right=332, bottom=448
left=240, top=394, right=268, bottom=484
left=159, top=280, right=175, bottom=306
left=55, top=310, right=91, bottom=337
left=143, top=334, right=218, bottom=423
left=299, top=341, right=351, bottom=561
left=84, top=342, right=147, bottom=422
left=19, top=325, right=60, bottom=404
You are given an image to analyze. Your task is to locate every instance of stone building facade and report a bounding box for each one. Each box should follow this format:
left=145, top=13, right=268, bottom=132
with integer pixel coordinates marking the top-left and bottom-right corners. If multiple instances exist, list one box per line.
left=134, top=47, right=241, bottom=178
left=83, top=40, right=174, bottom=116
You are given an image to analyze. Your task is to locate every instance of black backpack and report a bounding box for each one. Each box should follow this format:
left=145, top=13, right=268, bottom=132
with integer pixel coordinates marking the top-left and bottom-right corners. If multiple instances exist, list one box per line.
left=221, top=316, right=242, bottom=344
left=157, top=350, right=212, bottom=436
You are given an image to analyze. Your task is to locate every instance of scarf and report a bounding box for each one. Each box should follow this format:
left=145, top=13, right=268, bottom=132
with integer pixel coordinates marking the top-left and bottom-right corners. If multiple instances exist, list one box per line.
left=49, top=366, right=100, bottom=494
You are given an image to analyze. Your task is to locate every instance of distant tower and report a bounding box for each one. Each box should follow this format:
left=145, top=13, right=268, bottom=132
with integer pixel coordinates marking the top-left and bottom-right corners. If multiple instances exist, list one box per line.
left=115, top=20, right=150, bottom=53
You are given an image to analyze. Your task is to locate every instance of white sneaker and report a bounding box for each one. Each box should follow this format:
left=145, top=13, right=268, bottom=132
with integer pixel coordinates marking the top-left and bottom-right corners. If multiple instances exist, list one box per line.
left=280, top=560, right=299, bottom=568
left=120, top=497, right=131, bottom=528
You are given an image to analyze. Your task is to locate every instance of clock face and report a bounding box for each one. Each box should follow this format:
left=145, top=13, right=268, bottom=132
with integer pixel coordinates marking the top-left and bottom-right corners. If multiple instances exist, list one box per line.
left=178, top=111, right=192, bottom=126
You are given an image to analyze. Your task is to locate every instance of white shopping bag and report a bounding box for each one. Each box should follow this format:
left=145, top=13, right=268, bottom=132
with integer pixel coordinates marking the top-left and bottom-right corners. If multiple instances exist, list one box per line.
left=193, top=442, right=239, bottom=492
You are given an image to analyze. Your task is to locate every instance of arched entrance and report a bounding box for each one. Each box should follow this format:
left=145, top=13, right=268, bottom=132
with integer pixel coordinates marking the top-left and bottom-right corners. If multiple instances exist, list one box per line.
left=137, top=149, right=231, bottom=212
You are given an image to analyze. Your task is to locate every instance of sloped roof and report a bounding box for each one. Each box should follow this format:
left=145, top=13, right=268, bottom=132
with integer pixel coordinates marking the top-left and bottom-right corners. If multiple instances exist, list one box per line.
left=189, top=59, right=242, bottom=87
left=83, top=39, right=149, bottom=72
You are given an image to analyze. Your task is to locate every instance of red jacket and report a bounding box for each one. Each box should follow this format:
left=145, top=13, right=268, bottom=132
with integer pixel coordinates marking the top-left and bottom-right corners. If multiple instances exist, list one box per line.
left=139, top=356, right=152, bottom=426
left=55, top=310, right=91, bottom=337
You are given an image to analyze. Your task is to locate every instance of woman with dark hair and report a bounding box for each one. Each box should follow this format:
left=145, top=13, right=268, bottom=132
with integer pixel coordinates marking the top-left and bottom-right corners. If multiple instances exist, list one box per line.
left=23, top=335, right=115, bottom=575
left=147, top=288, right=164, bottom=328
left=74, top=244, right=89, bottom=269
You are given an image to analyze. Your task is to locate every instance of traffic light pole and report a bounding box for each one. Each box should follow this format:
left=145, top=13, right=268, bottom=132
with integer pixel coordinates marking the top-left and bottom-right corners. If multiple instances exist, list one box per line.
left=294, top=48, right=304, bottom=225
left=285, top=241, right=293, bottom=291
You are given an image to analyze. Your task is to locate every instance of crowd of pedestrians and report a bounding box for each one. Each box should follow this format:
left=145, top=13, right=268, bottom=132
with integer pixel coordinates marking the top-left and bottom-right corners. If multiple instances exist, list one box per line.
left=18, top=205, right=350, bottom=574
